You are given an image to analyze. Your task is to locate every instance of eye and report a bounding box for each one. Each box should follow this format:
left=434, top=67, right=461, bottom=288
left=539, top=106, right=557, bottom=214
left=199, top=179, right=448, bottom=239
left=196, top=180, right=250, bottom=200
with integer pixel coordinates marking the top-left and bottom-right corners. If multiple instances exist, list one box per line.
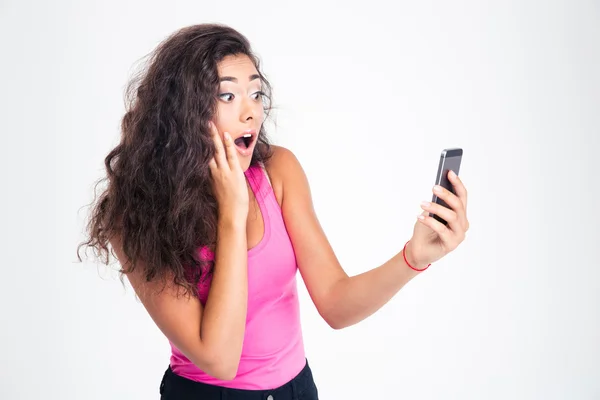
left=251, top=91, right=265, bottom=101
left=218, top=93, right=234, bottom=102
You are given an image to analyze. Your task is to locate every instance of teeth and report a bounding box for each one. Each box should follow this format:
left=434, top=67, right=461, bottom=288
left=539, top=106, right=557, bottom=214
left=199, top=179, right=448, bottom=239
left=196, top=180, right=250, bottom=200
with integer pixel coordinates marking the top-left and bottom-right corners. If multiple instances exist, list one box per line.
left=243, top=134, right=252, bottom=138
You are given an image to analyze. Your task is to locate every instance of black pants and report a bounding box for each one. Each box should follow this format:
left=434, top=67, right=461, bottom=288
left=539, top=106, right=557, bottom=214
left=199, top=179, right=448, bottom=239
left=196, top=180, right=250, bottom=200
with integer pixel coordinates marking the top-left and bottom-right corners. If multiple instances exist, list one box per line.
left=160, top=359, right=319, bottom=400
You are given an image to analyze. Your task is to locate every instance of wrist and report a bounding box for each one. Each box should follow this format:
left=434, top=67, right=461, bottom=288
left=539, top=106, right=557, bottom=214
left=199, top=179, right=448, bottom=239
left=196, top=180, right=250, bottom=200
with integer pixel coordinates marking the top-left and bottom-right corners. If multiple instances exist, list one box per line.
left=218, top=213, right=247, bottom=229
left=403, top=240, right=430, bottom=272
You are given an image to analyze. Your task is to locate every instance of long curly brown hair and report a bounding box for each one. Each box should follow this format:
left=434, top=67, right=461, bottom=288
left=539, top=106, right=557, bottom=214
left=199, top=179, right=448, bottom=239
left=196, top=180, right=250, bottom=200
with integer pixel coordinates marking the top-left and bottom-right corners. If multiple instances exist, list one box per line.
left=77, top=23, right=274, bottom=298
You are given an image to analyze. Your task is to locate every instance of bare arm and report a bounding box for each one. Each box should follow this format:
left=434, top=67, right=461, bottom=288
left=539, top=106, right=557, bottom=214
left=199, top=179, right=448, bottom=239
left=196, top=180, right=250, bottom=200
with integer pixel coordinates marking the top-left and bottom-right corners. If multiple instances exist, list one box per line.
left=275, top=146, right=423, bottom=329
left=328, top=169, right=472, bottom=329
left=321, top=252, right=421, bottom=329
left=111, top=217, right=247, bottom=380
left=200, top=217, right=248, bottom=376
left=114, top=125, right=252, bottom=380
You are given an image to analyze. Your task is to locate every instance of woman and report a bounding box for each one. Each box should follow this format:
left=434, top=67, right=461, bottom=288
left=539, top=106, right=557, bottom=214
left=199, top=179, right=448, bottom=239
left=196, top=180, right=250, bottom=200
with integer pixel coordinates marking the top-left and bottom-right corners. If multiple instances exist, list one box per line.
left=78, top=23, right=469, bottom=400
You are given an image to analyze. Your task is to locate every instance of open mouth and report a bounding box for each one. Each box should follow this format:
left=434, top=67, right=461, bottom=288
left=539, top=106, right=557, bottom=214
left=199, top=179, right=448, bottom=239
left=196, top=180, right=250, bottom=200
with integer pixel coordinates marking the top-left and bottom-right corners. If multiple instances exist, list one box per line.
left=234, top=133, right=255, bottom=149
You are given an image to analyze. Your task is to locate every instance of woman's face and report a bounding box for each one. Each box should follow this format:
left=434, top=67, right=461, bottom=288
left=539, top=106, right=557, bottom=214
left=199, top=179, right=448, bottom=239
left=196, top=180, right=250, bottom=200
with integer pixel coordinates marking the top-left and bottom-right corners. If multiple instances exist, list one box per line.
left=213, top=54, right=265, bottom=171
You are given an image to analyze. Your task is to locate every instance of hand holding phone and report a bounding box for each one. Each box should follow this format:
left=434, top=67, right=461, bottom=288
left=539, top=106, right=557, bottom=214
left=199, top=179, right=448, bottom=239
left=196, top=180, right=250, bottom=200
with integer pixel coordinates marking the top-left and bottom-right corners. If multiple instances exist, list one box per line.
left=403, top=148, right=469, bottom=269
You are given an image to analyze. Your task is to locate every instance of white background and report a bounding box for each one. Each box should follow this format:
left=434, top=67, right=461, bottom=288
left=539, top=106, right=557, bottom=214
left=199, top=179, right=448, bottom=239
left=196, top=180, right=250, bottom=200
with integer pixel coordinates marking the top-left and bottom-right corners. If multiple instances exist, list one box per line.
left=1, top=0, right=599, bottom=399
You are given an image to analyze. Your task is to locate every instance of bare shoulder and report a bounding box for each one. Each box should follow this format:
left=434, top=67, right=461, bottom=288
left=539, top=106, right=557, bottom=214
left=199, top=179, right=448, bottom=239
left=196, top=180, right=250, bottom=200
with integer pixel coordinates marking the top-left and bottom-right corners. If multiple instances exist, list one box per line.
left=265, top=144, right=301, bottom=174
left=263, top=144, right=305, bottom=207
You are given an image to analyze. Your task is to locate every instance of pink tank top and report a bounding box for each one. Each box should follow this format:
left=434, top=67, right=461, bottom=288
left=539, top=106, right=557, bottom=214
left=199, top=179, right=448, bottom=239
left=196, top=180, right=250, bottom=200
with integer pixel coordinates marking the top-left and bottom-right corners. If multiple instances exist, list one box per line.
left=168, top=163, right=306, bottom=389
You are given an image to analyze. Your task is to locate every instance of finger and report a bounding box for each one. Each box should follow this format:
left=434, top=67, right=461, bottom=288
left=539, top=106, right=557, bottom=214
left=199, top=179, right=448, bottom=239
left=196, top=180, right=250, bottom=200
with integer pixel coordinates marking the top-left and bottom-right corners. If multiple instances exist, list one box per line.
left=222, top=132, right=240, bottom=169
left=208, top=157, right=217, bottom=173
left=417, top=213, right=453, bottom=243
left=433, top=184, right=465, bottom=222
left=420, top=201, right=461, bottom=233
left=209, top=122, right=226, bottom=167
left=447, top=170, right=468, bottom=210
left=441, top=172, right=469, bottom=231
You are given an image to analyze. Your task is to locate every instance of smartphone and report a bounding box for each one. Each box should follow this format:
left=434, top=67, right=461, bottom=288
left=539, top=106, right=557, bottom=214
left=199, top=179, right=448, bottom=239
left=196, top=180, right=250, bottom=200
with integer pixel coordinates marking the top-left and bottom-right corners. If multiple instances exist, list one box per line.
left=430, top=148, right=463, bottom=225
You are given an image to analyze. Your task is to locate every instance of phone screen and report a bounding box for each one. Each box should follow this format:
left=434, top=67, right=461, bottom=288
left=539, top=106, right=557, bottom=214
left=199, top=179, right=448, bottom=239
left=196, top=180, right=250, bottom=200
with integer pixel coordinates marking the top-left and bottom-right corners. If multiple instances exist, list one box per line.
left=431, top=149, right=462, bottom=225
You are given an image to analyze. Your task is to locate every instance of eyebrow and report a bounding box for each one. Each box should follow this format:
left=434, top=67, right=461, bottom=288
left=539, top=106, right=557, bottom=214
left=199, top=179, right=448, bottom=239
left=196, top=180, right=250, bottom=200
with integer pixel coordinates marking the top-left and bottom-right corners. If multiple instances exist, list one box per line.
left=219, top=74, right=261, bottom=83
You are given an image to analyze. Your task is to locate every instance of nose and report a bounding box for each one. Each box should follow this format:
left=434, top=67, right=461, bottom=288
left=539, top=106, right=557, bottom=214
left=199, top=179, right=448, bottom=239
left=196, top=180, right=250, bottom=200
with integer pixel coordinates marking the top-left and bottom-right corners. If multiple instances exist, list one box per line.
left=239, top=96, right=255, bottom=122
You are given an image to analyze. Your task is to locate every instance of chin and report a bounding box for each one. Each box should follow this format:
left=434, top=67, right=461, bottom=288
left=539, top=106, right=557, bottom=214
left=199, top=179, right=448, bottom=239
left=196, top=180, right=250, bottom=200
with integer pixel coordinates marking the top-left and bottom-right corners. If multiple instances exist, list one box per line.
left=240, top=157, right=253, bottom=172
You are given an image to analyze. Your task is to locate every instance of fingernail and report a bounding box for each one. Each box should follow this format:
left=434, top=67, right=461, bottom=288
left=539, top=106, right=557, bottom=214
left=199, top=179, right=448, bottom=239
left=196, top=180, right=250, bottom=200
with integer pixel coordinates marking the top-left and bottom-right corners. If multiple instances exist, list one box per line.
left=449, top=170, right=456, bottom=178
left=421, top=201, right=430, bottom=207
left=224, top=132, right=230, bottom=140
left=417, top=215, right=425, bottom=220
left=434, top=185, right=442, bottom=193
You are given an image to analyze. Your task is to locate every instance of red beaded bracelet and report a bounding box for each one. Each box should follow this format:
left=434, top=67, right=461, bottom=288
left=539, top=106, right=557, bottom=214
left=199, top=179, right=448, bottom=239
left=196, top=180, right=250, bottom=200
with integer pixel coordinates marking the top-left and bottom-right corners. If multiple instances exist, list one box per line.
left=403, top=241, right=431, bottom=272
